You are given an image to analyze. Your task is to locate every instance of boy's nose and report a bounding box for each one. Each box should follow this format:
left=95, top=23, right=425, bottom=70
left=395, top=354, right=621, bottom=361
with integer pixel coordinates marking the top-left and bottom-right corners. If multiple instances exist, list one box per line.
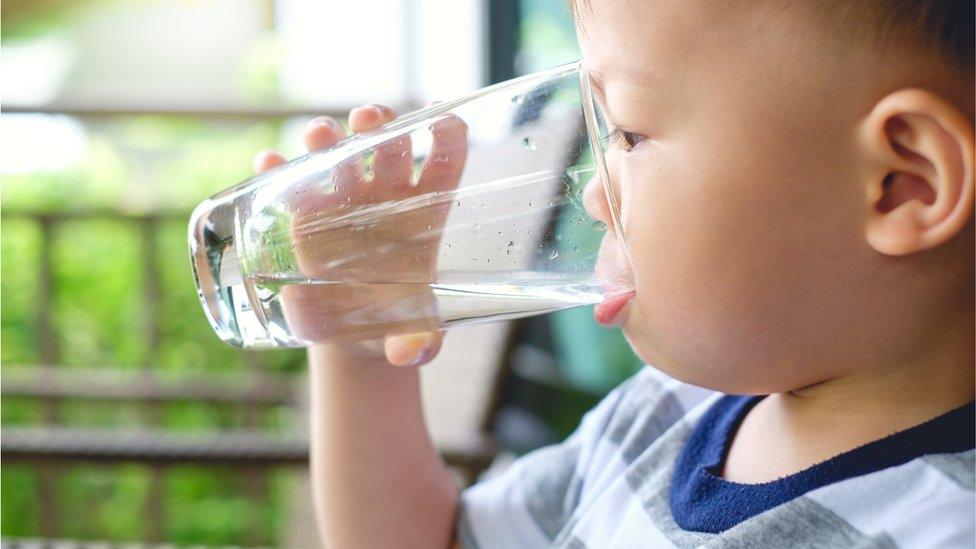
left=583, top=174, right=615, bottom=229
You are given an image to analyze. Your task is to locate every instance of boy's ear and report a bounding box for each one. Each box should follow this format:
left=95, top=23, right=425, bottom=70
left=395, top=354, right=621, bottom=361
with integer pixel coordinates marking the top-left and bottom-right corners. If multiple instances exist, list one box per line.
left=860, top=88, right=974, bottom=256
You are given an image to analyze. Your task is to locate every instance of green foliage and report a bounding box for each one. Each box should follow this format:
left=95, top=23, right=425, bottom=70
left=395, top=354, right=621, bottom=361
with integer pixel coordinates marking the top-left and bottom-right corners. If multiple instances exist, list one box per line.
left=58, top=465, right=151, bottom=541
left=163, top=466, right=285, bottom=545
left=52, top=220, right=146, bottom=366
left=0, top=466, right=39, bottom=537
left=1, top=0, right=113, bottom=42
left=1, top=114, right=303, bottom=545
left=1, top=220, right=39, bottom=364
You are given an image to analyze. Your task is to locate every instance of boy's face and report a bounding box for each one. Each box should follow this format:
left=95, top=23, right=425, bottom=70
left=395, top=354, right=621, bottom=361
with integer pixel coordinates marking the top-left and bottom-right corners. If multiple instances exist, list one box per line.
left=580, top=0, right=883, bottom=393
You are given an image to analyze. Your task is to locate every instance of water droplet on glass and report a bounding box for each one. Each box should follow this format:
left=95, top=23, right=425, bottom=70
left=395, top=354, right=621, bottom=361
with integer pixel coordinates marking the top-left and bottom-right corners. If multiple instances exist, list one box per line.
left=450, top=268, right=456, bottom=273
left=576, top=218, right=583, bottom=224
left=497, top=231, right=503, bottom=236
left=522, top=137, right=536, bottom=151
left=573, top=246, right=579, bottom=252
left=507, top=240, right=514, bottom=247
left=512, top=95, right=524, bottom=104
left=487, top=258, right=491, bottom=264
left=446, top=243, right=452, bottom=248
left=548, top=250, right=559, bottom=260
left=455, top=200, right=461, bottom=206
left=591, top=220, right=607, bottom=232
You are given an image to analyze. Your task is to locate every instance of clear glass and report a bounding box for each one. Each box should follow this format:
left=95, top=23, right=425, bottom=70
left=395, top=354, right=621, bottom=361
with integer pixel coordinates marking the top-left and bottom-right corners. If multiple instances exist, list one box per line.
left=188, top=61, right=633, bottom=348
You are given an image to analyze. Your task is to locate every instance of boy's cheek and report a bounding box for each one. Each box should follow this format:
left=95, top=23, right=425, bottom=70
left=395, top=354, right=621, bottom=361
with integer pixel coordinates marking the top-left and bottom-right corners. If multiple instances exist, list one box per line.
left=617, top=148, right=810, bottom=389
left=618, top=140, right=862, bottom=392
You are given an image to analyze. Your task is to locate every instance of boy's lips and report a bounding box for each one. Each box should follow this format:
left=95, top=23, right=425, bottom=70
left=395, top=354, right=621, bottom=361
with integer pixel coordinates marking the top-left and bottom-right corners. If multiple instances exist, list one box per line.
left=594, top=234, right=636, bottom=326
left=595, top=290, right=636, bottom=326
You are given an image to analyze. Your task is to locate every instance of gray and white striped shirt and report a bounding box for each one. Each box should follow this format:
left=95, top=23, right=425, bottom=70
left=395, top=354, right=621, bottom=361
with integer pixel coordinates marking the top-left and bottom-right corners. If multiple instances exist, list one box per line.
left=457, top=366, right=975, bottom=548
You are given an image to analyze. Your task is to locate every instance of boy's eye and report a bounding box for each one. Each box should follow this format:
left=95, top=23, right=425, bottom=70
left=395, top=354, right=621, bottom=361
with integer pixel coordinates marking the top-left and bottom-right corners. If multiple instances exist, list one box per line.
left=607, top=127, right=647, bottom=151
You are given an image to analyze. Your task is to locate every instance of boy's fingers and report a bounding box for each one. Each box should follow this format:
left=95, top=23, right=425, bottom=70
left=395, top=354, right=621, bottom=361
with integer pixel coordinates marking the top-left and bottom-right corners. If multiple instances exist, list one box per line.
left=253, top=149, right=286, bottom=174
left=351, top=105, right=413, bottom=190
left=303, top=116, right=347, bottom=152
left=348, top=103, right=396, bottom=133
left=418, top=115, right=468, bottom=192
left=303, top=116, right=362, bottom=192
left=384, top=330, right=445, bottom=367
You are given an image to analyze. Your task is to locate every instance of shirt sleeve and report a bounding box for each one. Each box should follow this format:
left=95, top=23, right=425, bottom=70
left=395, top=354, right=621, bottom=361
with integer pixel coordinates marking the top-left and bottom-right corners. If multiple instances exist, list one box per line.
left=455, top=374, right=635, bottom=548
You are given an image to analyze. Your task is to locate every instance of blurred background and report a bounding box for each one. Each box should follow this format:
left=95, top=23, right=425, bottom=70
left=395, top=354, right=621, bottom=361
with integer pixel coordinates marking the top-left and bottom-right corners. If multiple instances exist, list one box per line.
left=1, top=0, right=642, bottom=546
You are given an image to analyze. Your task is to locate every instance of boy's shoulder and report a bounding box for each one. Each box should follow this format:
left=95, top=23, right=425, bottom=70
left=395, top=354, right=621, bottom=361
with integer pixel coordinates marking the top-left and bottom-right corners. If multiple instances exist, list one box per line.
left=593, top=365, right=717, bottom=445
left=566, top=366, right=717, bottom=499
left=459, top=367, right=974, bottom=548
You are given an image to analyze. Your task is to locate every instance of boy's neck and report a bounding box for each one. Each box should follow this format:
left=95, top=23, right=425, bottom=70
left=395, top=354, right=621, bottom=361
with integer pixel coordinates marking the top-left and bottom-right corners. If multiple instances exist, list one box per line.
left=722, top=319, right=974, bottom=484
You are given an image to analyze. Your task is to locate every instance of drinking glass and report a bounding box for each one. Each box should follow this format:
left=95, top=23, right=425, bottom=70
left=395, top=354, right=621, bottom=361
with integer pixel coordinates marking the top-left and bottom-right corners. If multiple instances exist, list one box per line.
left=188, top=61, right=634, bottom=348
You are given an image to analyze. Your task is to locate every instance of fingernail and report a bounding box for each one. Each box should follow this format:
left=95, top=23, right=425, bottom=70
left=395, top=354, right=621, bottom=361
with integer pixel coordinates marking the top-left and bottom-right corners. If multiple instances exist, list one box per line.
left=308, top=116, right=340, bottom=131
left=366, top=103, right=390, bottom=116
left=252, top=149, right=278, bottom=172
left=408, top=345, right=432, bottom=367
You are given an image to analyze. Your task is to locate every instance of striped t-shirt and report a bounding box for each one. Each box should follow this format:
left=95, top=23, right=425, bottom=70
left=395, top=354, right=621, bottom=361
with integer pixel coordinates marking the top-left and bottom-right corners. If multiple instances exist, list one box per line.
left=457, top=366, right=975, bottom=548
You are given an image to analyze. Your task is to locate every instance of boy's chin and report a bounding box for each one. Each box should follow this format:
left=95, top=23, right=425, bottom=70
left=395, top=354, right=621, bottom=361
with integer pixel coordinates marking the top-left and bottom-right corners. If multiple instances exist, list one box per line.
left=620, top=330, right=744, bottom=393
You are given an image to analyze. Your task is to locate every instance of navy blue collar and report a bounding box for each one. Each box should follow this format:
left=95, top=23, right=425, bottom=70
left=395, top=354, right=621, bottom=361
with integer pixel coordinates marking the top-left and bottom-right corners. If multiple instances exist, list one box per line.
left=670, top=395, right=975, bottom=533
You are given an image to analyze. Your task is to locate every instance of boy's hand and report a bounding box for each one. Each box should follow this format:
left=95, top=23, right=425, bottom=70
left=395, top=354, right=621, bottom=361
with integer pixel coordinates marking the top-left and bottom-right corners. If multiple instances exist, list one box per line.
left=251, top=103, right=466, bottom=366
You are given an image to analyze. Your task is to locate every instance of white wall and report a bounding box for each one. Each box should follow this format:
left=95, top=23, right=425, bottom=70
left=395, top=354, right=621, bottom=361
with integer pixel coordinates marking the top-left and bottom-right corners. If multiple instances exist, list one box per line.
left=277, top=0, right=486, bottom=110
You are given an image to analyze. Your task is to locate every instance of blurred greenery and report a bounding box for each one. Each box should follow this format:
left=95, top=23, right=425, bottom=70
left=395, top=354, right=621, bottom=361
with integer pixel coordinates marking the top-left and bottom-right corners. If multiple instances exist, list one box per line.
left=2, top=0, right=331, bottom=537
left=1, top=113, right=307, bottom=546
left=1, top=0, right=117, bottom=41
left=0, top=465, right=40, bottom=538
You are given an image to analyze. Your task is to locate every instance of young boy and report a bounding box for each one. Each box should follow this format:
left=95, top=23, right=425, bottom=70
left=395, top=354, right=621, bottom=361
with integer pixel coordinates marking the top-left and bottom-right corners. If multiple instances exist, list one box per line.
left=252, top=1, right=974, bottom=546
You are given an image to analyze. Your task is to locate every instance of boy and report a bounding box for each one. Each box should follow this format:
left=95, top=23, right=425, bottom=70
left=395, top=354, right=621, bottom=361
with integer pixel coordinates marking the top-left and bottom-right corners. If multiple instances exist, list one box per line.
left=252, top=0, right=974, bottom=546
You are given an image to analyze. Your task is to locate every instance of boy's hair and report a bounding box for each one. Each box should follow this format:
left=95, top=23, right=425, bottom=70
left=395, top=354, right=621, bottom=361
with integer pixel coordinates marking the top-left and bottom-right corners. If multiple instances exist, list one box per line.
left=569, top=0, right=975, bottom=77
left=821, top=0, right=974, bottom=75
